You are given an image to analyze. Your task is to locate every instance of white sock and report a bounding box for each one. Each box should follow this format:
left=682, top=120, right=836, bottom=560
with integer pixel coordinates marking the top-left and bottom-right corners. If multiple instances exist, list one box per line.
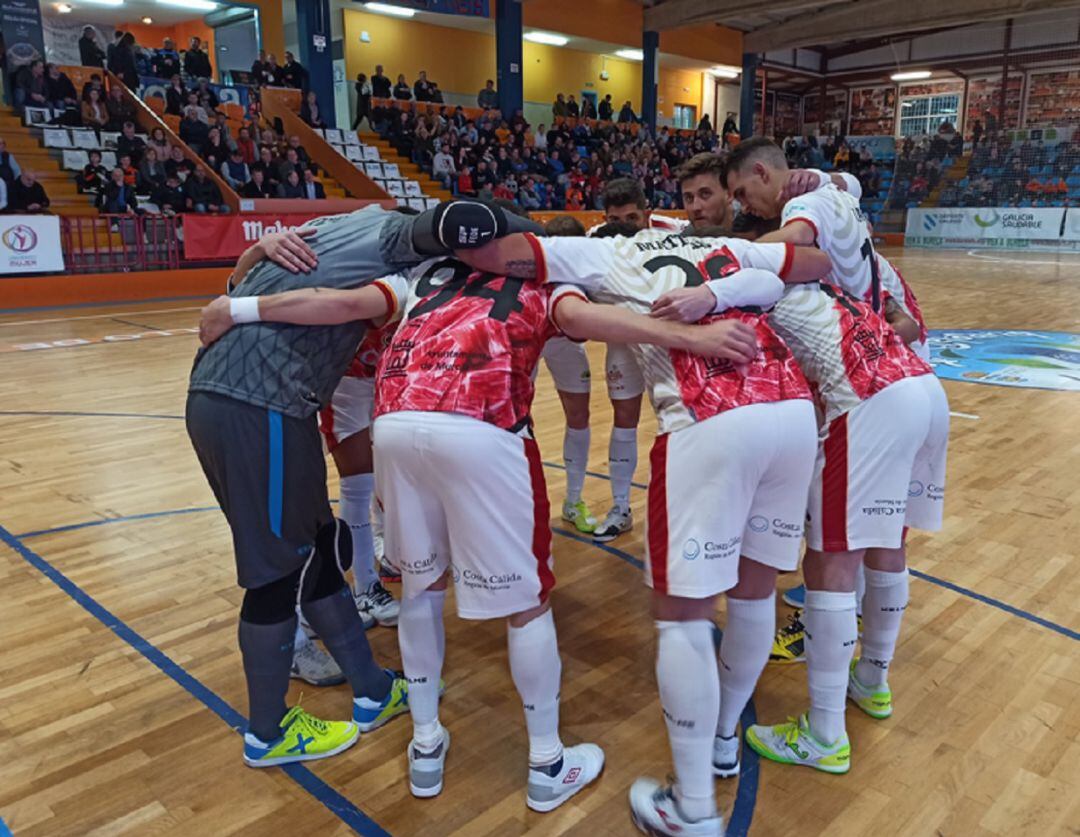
left=855, top=562, right=866, bottom=617
left=656, top=619, right=718, bottom=822
left=340, top=473, right=377, bottom=591
left=855, top=568, right=909, bottom=687
left=563, top=426, right=590, bottom=505
left=398, top=588, right=446, bottom=749
left=608, top=425, right=637, bottom=509
left=804, top=590, right=858, bottom=746
left=294, top=622, right=309, bottom=647
left=371, top=493, right=384, bottom=540
left=717, top=594, right=775, bottom=738
left=507, top=610, right=564, bottom=766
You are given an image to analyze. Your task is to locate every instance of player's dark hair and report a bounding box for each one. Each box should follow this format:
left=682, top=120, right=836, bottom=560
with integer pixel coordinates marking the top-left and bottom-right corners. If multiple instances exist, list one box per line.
left=722, top=137, right=788, bottom=188
left=545, top=215, right=586, bottom=237
left=601, top=177, right=646, bottom=210
left=590, top=220, right=641, bottom=239
left=681, top=225, right=728, bottom=238
left=675, top=152, right=726, bottom=190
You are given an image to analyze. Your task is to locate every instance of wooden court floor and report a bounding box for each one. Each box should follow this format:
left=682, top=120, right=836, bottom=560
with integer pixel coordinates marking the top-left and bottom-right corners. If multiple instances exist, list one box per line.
left=0, top=247, right=1078, bottom=837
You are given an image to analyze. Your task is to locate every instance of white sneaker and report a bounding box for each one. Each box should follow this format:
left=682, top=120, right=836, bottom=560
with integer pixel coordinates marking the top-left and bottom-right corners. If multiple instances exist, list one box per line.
left=628, top=778, right=723, bottom=836
left=355, top=581, right=400, bottom=627
left=290, top=634, right=346, bottom=687
left=712, top=732, right=740, bottom=778
left=372, top=531, right=385, bottom=565
left=593, top=505, right=633, bottom=543
left=526, top=743, right=605, bottom=812
left=408, top=726, right=450, bottom=798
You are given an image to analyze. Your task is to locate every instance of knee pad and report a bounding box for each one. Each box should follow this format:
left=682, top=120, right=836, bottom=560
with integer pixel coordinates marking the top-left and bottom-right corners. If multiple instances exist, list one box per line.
left=298, top=518, right=352, bottom=603
left=241, top=568, right=302, bottom=625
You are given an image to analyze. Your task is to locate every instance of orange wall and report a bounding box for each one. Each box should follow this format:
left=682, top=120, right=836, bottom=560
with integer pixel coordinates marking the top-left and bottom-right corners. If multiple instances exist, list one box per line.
left=662, top=24, right=742, bottom=68
left=521, top=0, right=643, bottom=49
left=659, top=67, right=704, bottom=121
left=245, top=0, right=284, bottom=58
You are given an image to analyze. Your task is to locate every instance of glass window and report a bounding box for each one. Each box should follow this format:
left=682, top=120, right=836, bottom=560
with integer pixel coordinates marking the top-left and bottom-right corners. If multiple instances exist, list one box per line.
left=673, top=104, right=696, bottom=130
left=898, top=93, right=960, bottom=136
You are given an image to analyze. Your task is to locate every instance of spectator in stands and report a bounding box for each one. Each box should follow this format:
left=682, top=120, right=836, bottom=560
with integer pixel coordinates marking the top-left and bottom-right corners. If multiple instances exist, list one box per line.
left=277, top=147, right=305, bottom=183
left=285, top=134, right=310, bottom=165
left=301, top=167, right=325, bottom=199
left=153, top=39, right=181, bottom=79
left=97, top=167, right=138, bottom=214
left=117, top=153, right=137, bottom=187
left=617, top=101, right=636, bottom=123
left=165, top=75, right=186, bottom=116
left=598, top=94, right=614, bottom=121
left=239, top=166, right=273, bottom=198
left=250, top=51, right=267, bottom=82
left=117, top=122, right=146, bottom=165
left=478, top=79, right=498, bottom=109
left=109, top=32, right=139, bottom=91
left=371, top=65, right=391, bottom=99
left=184, top=166, right=226, bottom=212
left=432, top=142, right=456, bottom=190
left=581, top=97, right=597, bottom=120
left=834, top=140, right=850, bottom=170
left=182, top=91, right=209, bottom=124
left=552, top=93, right=568, bottom=119
left=9, top=170, right=49, bottom=213
left=393, top=73, right=412, bottom=100
left=81, top=87, right=109, bottom=130
left=0, top=175, right=7, bottom=211
left=698, top=114, right=712, bottom=133
left=45, top=64, right=78, bottom=115
left=201, top=127, right=230, bottom=172
left=165, top=144, right=193, bottom=182
left=211, top=111, right=233, bottom=145
left=220, top=147, right=250, bottom=190
left=152, top=172, right=186, bottom=215
left=970, top=118, right=983, bottom=149
left=412, top=70, right=433, bottom=102
left=147, top=127, right=170, bottom=160
left=81, top=73, right=104, bottom=103
left=533, top=124, right=547, bottom=151
left=280, top=51, right=306, bottom=89
left=179, top=106, right=209, bottom=152
left=15, top=60, right=48, bottom=111
left=77, top=149, right=108, bottom=194
left=234, top=126, right=256, bottom=164
left=80, top=26, right=106, bottom=68
left=0, top=139, right=20, bottom=189
left=138, top=146, right=167, bottom=191
left=300, top=90, right=325, bottom=129
left=566, top=95, right=580, bottom=119
left=194, top=78, right=219, bottom=111
left=861, top=163, right=881, bottom=198
left=353, top=73, right=372, bottom=130
left=184, top=36, right=212, bottom=81
left=106, top=85, right=136, bottom=130
left=277, top=168, right=303, bottom=198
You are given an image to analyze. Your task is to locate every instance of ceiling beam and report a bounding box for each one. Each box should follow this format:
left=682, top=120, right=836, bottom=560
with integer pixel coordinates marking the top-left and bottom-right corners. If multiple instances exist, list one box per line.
left=744, top=0, right=1080, bottom=53
left=643, top=0, right=842, bottom=31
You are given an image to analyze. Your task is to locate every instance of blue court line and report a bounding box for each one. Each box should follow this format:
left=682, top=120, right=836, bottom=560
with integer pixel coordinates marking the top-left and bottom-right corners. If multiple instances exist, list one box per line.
left=0, top=521, right=391, bottom=837
left=0, top=815, right=12, bottom=837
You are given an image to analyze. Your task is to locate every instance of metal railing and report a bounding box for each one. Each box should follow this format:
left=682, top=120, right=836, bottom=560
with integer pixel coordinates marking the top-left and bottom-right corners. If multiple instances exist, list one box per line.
left=61, top=214, right=181, bottom=274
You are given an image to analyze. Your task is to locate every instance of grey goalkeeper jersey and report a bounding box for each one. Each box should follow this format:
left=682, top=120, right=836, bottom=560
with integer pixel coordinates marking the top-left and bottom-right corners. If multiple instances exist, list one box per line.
left=188, top=205, right=420, bottom=418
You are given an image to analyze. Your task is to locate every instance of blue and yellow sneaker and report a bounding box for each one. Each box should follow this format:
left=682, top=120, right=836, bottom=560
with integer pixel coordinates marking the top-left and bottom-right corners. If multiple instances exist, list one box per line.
left=562, top=499, right=597, bottom=534
left=745, top=713, right=850, bottom=774
left=354, top=669, right=410, bottom=733
left=769, top=611, right=806, bottom=664
left=782, top=584, right=806, bottom=608
left=848, top=659, right=893, bottom=719
left=243, top=704, right=359, bottom=768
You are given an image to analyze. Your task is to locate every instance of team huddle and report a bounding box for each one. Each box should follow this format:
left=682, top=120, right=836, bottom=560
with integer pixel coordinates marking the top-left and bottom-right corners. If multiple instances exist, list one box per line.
left=187, top=137, right=948, bottom=836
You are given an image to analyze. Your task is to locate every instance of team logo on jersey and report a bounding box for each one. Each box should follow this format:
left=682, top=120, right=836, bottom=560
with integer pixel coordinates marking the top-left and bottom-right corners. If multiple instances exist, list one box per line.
left=748, top=515, right=769, bottom=533
left=908, top=481, right=924, bottom=498
left=682, top=538, right=701, bottom=561
left=930, top=329, right=1080, bottom=391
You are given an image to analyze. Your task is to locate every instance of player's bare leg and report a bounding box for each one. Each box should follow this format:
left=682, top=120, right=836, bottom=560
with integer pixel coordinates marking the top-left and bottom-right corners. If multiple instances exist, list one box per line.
left=557, top=389, right=596, bottom=534
left=850, top=544, right=909, bottom=718
left=595, top=394, right=641, bottom=542
left=713, top=556, right=779, bottom=778
left=630, top=591, right=724, bottom=836
left=332, top=429, right=399, bottom=627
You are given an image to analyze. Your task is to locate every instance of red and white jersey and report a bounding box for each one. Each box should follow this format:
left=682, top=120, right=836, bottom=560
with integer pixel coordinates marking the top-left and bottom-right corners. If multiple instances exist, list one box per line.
left=767, top=282, right=933, bottom=425
left=877, top=255, right=930, bottom=361
left=341, top=274, right=407, bottom=378
left=538, top=230, right=812, bottom=435
left=586, top=213, right=689, bottom=236
left=374, top=256, right=558, bottom=435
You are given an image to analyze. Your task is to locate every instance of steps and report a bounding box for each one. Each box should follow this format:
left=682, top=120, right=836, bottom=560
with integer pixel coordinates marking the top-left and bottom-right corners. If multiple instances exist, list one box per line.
left=926, top=155, right=972, bottom=207
left=360, top=132, right=453, bottom=202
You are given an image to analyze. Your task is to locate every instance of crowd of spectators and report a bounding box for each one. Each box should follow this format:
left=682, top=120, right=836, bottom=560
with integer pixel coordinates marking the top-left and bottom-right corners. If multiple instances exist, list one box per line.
left=937, top=133, right=1080, bottom=208
left=0, top=139, right=50, bottom=213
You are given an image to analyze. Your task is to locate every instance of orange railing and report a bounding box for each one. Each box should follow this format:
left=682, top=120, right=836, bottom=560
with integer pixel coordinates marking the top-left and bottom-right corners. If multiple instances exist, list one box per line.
left=61, top=214, right=180, bottom=273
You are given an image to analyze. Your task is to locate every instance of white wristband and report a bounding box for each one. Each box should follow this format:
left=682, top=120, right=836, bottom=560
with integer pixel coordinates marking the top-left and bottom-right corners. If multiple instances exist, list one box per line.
left=230, top=296, right=261, bottom=324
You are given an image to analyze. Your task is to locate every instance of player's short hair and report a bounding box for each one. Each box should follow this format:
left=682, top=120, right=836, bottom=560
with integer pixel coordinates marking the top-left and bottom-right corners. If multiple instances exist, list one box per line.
left=545, top=215, right=586, bottom=237
left=681, top=225, right=728, bottom=239
left=722, top=137, right=788, bottom=188
left=601, top=177, right=646, bottom=210
left=591, top=220, right=641, bottom=239
left=675, top=153, right=726, bottom=190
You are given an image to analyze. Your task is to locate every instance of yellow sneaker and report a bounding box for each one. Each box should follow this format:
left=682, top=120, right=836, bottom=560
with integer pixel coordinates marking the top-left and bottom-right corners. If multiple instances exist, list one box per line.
left=848, top=659, right=893, bottom=719
left=243, top=704, right=359, bottom=768
left=745, top=713, right=850, bottom=774
left=562, top=499, right=597, bottom=534
left=769, top=611, right=806, bottom=664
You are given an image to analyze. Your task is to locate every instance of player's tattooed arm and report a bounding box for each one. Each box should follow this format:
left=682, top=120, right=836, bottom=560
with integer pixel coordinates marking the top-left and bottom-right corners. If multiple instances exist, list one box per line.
left=883, top=298, right=921, bottom=346
left=553, top=294, right=758, bottom=363
left=455, top=234, right=538, bottom=279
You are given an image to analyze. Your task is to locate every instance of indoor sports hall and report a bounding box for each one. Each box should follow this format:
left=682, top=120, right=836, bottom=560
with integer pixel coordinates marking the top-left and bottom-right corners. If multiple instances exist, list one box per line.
left=1, top=1, right=1077, bottom=836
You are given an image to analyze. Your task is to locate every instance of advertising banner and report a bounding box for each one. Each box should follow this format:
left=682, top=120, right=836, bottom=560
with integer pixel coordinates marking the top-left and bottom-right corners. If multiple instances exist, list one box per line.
left=183, top=213, right=326, bottom=260
left=905, top=207, right=1080, bottom=251
left=0, top=215, right=64, bottom=274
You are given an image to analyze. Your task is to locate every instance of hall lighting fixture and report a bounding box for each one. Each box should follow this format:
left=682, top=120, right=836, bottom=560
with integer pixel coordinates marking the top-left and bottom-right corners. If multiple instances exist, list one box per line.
left=56, top=2, right=73, bottom=11
left=524, top=31, right=569, bottom=46
left=156, top=0, right=218, bottom=9
left=365, top=2, right=417, bottom=17
left=141, top=16, right=153, bottom=23
left=80, top=0, right=124, bottom=6
left=891, top=70, right=932, bottom=81
left=615, top=48, right=644, bottom=61
left=709, top=65, right=740, bottom=78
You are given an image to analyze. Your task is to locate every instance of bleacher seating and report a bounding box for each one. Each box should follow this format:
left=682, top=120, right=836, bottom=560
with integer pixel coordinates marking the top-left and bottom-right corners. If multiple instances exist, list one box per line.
left=313, top=127, right=438, bottom=209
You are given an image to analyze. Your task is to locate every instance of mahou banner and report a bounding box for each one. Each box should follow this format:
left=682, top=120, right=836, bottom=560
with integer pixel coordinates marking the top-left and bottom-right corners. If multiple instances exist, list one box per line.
left=183, top=214, right=325, bottom=260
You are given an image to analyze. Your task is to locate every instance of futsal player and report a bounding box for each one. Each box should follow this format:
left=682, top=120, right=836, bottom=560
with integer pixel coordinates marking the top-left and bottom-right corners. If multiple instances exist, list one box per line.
left=458, top=226, right=833, bottom=836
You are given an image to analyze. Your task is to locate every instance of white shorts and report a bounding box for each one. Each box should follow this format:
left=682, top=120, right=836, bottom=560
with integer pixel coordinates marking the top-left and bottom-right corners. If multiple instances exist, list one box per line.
left=318, top=376, right=374, bottom=452
left=540, top=336, right=591, bottom=394
left=372, top=411, right=555, bottom=619
left=807, top=374, right=948, bottom=552
left=645, top=399, right=818, bottom=599
left=605, top=342, right=645, bottom=400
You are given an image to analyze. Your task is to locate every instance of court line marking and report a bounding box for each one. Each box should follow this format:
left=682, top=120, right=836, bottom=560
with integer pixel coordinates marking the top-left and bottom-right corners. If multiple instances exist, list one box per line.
left=0, top=520, right=391, bottom=837
left=963, top=250, right=1080, bottom=267
left=0, top=295, right=214, bottom=317
left=0, top=306, right=200, bottom=327
left=0, top=815, right=11, bottom=837
left=0, top=410, right=186, bottom=422
left=949, top=411, right=980, bottom=420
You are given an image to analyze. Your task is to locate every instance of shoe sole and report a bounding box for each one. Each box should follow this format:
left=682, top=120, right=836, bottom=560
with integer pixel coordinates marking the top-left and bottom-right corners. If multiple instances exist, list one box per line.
left=744, top=729, right=850, bottom=774
left=768, top=655, right=806, bottom=665
left=561, top=513, right=597, bottom=535
left=848, top=691, right=892, bottom=719
left=244, top=728, right=359, bottom=768
left=526, top=762, right=605, bottom=813
left=712, top=760, right=740, bottom=778
left=592, top=529, right=630, bottom=543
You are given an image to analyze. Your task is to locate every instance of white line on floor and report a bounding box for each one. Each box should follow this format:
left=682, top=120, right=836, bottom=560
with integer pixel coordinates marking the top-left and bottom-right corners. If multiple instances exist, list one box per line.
left=0, top=306, right=201, bottom=327
left=949, top=411, right=980, bottom=420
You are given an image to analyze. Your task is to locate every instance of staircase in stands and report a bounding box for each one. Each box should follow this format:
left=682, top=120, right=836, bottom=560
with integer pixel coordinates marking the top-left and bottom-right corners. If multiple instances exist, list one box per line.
left=0, top=105, right=98, bottom=216
left=359, top=132, right=453, bottom=202
left=926, top=154, right=972, bottom=207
